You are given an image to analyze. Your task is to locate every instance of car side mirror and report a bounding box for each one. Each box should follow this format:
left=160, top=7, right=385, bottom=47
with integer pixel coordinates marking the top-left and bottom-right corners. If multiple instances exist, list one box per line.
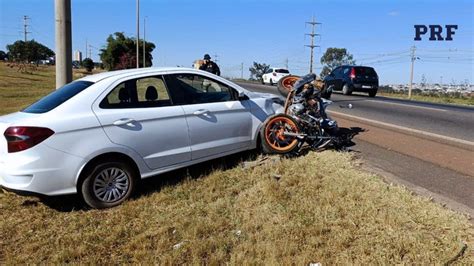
left=238, top=91, right=247, bottom=100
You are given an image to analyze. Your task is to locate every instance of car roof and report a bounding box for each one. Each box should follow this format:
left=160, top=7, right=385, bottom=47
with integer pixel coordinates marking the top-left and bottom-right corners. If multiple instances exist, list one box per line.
left=77, top=67, right=191, bottom=83
left=339, top=65, right=374, bottom=68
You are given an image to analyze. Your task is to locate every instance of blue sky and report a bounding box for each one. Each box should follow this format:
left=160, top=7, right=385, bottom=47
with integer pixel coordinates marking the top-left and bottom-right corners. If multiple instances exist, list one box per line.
left=1, top=0, right=472, bottom=84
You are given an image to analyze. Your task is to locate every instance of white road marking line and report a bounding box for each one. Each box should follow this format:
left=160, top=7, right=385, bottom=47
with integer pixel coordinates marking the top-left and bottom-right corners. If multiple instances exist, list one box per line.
left=329, top=110, right=474, bottom=148
left=366, top=99, right=447, bottom=112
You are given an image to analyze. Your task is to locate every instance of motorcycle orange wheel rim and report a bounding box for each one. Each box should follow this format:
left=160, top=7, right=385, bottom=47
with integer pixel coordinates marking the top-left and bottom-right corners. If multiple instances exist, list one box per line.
left=281, top=76, right=299, bottom=91
left=264, top=116, right=299, bottom=152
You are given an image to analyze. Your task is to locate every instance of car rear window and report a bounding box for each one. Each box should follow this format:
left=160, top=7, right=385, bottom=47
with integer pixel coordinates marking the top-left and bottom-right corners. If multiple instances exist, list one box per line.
left=355, top=67, right=377, bottom=76
left=275, top=69, right=289, bottom=74
left=22, top=81, right=94, bottom=114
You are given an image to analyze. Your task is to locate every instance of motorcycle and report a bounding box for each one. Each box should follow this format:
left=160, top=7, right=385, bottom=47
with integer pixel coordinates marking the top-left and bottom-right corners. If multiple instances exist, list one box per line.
left=261, top=73, right=351, bottom=155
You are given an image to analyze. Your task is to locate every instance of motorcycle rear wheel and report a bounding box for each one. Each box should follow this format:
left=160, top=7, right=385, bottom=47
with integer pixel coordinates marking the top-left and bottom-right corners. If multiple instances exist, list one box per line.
left=277, top=75, right=300, bottom=97
left=261, top=114, right=301, bottom=154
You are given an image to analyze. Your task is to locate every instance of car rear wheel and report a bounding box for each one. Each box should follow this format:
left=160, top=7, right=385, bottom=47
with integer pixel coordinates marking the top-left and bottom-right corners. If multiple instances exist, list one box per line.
left=342, top=84, right=352, bottom=95
left=81, top=161, right=136, bottom=209
left=368, top=90, right=377, bottom=97
left=269, top=79, right=274, bottom=86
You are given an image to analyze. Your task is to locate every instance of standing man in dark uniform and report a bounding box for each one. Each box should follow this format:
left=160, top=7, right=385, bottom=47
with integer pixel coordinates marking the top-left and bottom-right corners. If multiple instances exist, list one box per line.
left=199, top=54, right=221, bottom=76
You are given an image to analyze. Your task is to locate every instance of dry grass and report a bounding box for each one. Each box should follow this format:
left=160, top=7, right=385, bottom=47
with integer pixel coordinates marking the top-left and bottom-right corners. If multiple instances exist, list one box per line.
left=1, top=151, right=473, bottom=264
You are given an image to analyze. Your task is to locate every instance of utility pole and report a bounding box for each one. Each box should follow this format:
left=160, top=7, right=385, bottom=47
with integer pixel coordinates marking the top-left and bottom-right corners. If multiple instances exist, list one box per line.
left=55, top=0, right=72, bottom=89
left=23, top=15, right=31, bottom=42
left=408, top=45, right=416, bottom=99
left=136, top=0, right=140, bottom=68
left=285, top=58, right=289, bottom=69
left=240, top=62, right=244, bottom=79
left=85, top=39, right=88, bottom=59
left=305, top=16, right=321, bottom=74
left=88, top=44, right=92, bottom=59
left=143, top=16, right=146, bottom=68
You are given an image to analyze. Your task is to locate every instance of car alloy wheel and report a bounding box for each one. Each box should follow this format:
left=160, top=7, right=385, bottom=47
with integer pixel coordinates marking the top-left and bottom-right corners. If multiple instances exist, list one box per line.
left=93, top=167, right=130, bottom=203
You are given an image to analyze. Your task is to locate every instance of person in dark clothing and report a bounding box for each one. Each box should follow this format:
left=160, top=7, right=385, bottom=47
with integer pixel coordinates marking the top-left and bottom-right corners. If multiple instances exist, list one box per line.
left=199, top=54, right=221, bottom=76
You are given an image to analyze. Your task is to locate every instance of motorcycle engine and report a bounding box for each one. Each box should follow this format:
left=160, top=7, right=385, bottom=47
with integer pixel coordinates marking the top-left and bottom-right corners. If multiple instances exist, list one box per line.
left=289, top=103, right=305, bottom=115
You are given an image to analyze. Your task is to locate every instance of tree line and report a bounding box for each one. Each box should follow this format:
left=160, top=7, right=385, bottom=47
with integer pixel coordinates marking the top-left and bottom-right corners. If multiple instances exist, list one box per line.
left=1, top=32, right=156, bottom=73
left=2, top=33, right=351, bottom=78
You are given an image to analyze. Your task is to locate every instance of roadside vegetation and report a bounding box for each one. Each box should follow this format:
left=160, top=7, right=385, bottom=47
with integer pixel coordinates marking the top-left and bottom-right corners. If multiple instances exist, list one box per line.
left=0, top=61, right=473, bottom=263
left=1, top=151, right=473, bottom=264
left=378, top=90, right=474, bottom=106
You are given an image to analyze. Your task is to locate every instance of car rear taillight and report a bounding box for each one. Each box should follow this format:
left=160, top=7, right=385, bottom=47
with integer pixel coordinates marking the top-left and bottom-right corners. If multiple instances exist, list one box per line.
left=4, top=127, right=54, bottom=153
left=350, top=68, right=356, bottom=79
left=273, top=73, right=277, bottom=76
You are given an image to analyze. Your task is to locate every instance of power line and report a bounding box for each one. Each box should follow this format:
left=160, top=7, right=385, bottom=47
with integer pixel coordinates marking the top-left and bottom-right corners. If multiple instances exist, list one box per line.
left=305, top=16, right=321, bottom=73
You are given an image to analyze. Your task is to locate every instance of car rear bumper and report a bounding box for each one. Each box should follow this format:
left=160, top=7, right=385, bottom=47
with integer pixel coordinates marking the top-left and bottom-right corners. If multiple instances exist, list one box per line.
left=353, top=84, right=378, bottom=90
left=0, top=144, right=85, bottom=196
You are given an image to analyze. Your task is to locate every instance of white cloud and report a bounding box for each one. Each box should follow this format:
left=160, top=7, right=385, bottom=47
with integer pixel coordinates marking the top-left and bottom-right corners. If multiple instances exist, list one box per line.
left=388, top=11, right=399, bottom=16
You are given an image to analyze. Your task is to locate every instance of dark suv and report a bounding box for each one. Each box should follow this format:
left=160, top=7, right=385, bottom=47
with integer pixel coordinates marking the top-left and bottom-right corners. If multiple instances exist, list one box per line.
left=324, top=65, right=379, bottom=97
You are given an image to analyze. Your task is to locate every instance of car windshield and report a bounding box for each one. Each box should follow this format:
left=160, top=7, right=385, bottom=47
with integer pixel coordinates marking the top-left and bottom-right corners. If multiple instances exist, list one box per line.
left=275, top=69, right=289, bottom=74
left=22, top=81, right=94, bottom=114
left=355, top=67, right=377, bottom=76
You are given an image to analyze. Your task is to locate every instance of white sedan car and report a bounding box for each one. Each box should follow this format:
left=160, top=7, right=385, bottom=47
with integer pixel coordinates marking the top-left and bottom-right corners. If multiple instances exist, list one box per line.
left=0, top=67, right=284, bottom=208
left=261, top=68, right=290, bottom=86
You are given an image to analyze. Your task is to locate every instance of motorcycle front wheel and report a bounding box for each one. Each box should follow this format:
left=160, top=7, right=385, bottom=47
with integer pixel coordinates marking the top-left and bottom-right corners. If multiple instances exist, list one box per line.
left=261, top=114, right=301, bottom=154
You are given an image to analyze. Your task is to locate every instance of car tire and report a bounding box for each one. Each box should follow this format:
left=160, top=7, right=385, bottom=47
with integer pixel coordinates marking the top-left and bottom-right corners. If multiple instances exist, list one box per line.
left=368, top=90, right=377, bottom=97
left=80, top=161, right=136, bottom=209
left=342, top=84, right=352, bottom=95
left=269, top=79, right=274, bottom=86
left=261, top=78, right=265, bottom=85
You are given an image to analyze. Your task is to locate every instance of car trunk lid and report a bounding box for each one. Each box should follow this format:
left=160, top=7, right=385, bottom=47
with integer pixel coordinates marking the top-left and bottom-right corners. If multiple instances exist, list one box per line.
left=353, top=67, right=378, bottom=85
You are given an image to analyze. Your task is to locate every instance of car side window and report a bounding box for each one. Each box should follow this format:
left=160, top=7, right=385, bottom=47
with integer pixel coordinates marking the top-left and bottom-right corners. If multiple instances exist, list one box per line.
left=331, top=67, right=339, bottom=76
left=100, top=76, right=172, bottom=108
left=343, top=67, right=350, bottom=75
left=265, top=68, right=272, bottom=74
left=163, top=74, right=237, bottom=105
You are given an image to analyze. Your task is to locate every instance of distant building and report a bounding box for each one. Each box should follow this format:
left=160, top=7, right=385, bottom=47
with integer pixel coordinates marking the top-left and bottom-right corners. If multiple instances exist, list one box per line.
left=74, top=50, right=82, bottom=63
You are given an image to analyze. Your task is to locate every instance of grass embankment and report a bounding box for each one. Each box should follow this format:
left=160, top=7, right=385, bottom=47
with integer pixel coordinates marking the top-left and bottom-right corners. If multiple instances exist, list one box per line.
left=0, top=62, right=101, bottom=115
left=1, top=152, right=473, bottom=263
left=0, top=63, right=473, bottom=263
left=378, top=91, right=474, bottom=106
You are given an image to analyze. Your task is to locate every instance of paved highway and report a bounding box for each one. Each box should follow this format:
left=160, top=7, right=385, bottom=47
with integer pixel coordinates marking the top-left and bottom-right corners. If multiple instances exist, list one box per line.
left=237, top=82, right=474, bottom=142
left=236, top=81, right=474, bottom=216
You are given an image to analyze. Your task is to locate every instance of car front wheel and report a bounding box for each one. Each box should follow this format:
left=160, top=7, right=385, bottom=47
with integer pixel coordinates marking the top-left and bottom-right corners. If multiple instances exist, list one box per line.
left=368, top=90, right=377, bottom=97
left=81, top=161, right=136, bottom=209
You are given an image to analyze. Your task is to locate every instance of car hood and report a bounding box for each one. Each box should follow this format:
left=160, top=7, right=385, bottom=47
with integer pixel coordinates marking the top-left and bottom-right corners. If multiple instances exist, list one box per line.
left=247, top=91, right=282, bottom=99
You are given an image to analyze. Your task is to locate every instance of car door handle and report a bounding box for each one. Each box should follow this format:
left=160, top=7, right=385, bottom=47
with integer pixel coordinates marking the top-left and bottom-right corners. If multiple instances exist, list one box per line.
left=113, top=118, right=136, bottom=126
left=193, top=109, right=210, bottom=116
